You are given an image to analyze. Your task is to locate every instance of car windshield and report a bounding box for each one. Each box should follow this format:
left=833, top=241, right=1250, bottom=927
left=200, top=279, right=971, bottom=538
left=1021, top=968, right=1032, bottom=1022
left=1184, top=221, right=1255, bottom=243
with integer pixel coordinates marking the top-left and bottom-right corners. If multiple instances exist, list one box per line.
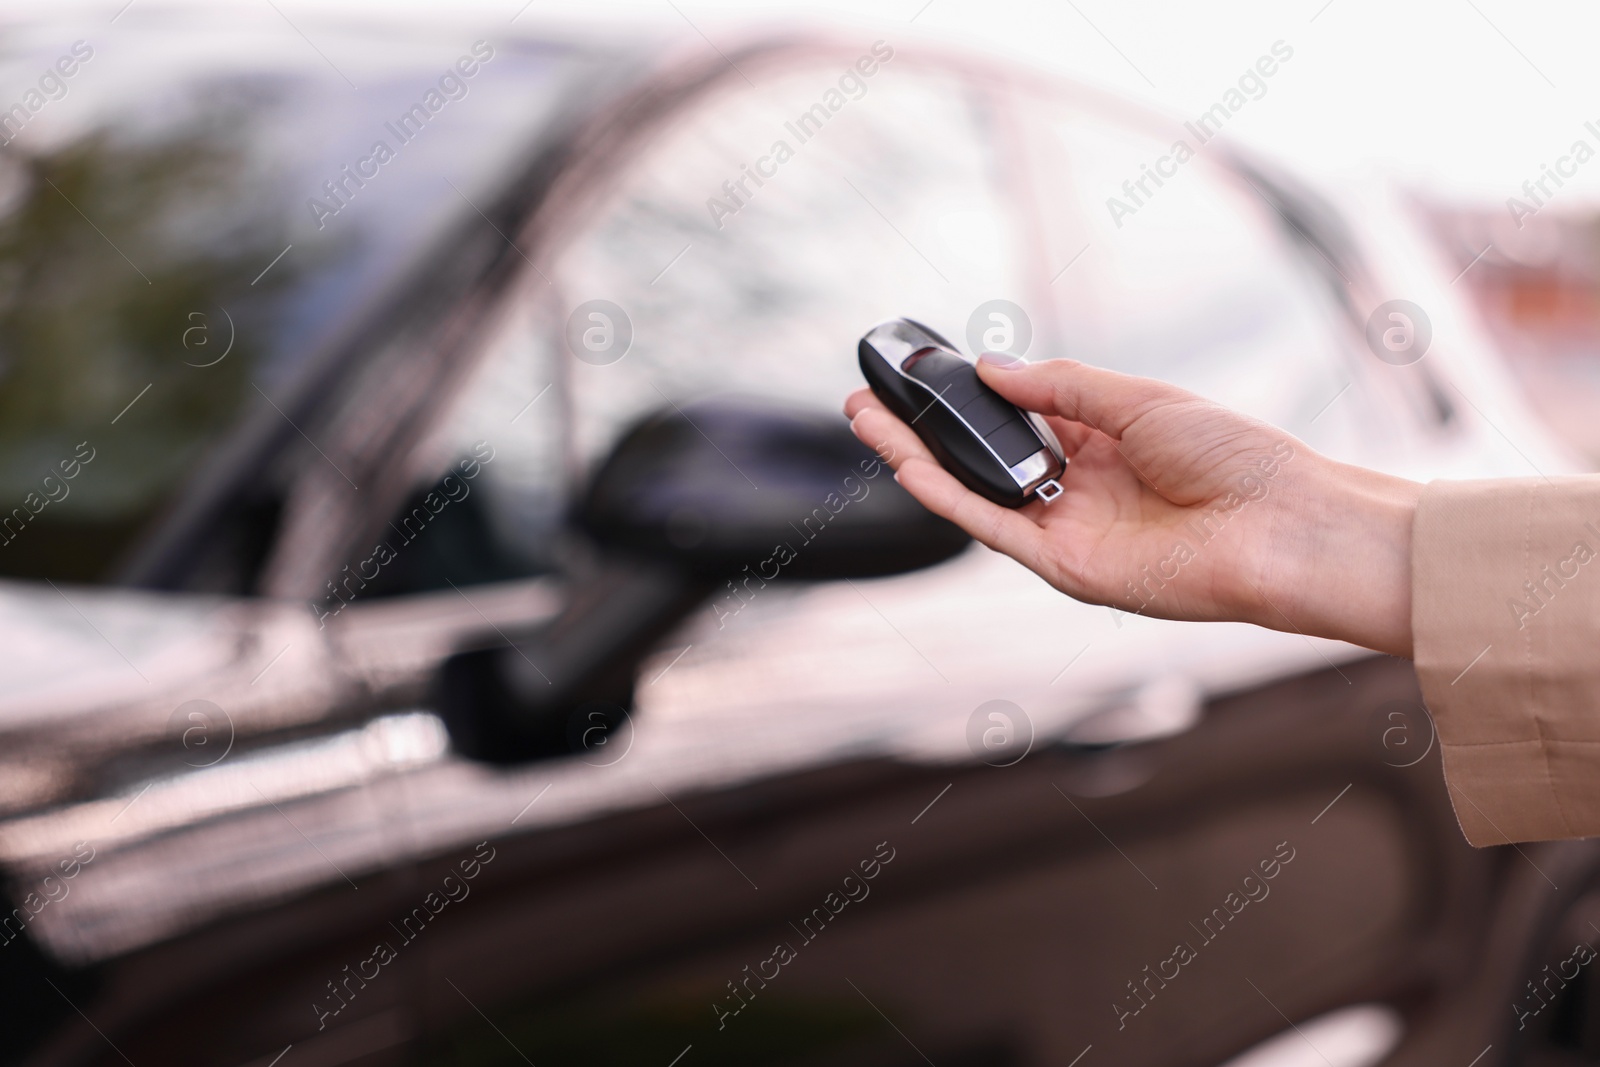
left=0, top=15, right=595, bottom=585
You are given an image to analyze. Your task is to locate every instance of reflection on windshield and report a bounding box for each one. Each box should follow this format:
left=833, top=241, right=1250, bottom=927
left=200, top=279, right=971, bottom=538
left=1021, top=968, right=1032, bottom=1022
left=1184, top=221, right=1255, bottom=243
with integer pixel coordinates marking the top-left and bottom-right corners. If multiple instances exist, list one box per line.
left=0, top=97, right=302, bottom=583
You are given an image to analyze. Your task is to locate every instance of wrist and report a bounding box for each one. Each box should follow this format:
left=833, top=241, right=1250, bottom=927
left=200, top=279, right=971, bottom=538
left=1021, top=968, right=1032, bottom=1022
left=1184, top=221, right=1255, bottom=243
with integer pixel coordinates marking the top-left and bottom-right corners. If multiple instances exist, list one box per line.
left=1248, top=456, right=1421, bottom=658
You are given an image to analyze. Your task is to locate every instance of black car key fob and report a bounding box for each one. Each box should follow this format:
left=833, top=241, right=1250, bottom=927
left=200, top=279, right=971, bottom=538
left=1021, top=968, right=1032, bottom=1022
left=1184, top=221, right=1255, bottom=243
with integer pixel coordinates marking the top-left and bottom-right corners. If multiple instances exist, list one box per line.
left=859, top=318, right=1065, bottom=508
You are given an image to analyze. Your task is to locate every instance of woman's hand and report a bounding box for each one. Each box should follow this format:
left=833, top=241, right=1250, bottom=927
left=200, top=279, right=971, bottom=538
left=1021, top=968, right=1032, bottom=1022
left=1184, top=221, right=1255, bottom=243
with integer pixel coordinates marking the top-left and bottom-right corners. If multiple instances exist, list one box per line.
left=844, top=354, right=1421, bottom=658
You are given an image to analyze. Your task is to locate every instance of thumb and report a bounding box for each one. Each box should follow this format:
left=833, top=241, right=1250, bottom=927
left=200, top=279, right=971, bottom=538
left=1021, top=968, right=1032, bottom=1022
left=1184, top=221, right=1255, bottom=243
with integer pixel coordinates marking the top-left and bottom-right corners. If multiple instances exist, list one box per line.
left=975, top=354, right=1193, bottom=440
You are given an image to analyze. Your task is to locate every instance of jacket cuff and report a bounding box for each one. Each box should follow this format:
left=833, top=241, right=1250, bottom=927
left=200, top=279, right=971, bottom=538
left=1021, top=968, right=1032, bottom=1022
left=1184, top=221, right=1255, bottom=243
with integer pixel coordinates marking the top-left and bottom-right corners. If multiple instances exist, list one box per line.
left=1413, top=477, right=1600, bottom=845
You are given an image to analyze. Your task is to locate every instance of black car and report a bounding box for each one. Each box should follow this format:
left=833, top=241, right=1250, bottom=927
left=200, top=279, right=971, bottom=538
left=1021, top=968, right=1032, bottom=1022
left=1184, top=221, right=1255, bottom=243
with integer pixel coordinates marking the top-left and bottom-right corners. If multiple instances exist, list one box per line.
left=0, top=8, right=1594, bottom=1067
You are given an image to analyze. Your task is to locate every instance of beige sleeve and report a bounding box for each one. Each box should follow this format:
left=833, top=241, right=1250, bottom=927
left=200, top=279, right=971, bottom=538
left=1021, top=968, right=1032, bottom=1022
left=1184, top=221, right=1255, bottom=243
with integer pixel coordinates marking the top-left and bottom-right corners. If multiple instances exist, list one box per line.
left=1413, top=476, right=1600, bottom=845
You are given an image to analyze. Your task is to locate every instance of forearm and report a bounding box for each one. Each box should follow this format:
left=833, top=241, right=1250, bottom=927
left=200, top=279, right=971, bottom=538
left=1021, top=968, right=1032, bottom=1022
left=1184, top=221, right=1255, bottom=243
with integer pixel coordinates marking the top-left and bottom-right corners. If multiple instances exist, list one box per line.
left=1245, top=456, right=1421, bottom=658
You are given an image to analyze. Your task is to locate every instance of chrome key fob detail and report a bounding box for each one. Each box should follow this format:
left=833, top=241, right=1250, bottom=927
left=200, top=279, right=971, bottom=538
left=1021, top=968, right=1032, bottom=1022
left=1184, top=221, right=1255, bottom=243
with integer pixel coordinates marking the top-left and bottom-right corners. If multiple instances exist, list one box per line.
left=859, top=318, right=1065, bottom=508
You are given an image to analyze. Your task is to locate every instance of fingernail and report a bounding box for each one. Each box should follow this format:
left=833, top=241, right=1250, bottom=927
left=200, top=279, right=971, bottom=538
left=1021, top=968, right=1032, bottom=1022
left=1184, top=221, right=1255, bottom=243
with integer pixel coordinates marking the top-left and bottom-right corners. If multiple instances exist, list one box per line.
left=979, top=351, right=1023, bottom=370
left=892, top=470, right=903, bottom=485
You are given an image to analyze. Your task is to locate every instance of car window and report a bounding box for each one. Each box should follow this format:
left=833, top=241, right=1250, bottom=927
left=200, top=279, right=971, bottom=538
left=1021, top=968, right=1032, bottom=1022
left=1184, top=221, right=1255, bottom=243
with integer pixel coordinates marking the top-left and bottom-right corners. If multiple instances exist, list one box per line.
left=0, top=91, right=304, bottom=585
left=0, top=19, right=592, bottom=589
left=425, top=49, right=1030, bottom=570
left=555, top=54, right=1029, bottom=467
left=1013, top=91, right=1374, bottom=460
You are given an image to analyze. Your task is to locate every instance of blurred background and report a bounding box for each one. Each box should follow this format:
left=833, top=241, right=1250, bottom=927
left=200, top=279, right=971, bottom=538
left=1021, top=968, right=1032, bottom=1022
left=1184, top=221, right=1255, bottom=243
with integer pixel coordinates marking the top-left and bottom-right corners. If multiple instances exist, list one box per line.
left=2, top=2, right=1600, bottom=1066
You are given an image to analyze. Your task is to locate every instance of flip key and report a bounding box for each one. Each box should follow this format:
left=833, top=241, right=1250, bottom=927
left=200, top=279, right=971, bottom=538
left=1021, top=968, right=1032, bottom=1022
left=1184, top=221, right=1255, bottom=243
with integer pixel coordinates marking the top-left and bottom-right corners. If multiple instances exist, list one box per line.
left=858, top=318, right=1065, bottom=508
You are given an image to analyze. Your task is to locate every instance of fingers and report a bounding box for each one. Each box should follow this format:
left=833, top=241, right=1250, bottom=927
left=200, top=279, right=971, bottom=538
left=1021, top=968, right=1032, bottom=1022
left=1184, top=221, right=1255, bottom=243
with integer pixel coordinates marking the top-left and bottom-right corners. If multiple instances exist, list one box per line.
left=848, top=404, right=935, bottom=470
left=848, top=403, right=1048, bottom=568
left=842, top=387, right=878, bottom=421
left=893, top=456, right=1047, bottom=570
left=976, top=356, right=1196, bottom=440
left=850, top=377, right=1098, bottom=464
left=847, top=378, right=1059, bottom=576
left=1038, top=413, right=1096, bottom=459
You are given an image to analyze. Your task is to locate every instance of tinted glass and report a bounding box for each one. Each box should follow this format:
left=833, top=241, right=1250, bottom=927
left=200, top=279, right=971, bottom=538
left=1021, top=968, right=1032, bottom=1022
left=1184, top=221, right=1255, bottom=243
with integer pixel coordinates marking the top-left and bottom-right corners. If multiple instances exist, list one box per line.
left=428, top=49, right=1029, bottom=576
left=0, top=16, right=591, bottom=586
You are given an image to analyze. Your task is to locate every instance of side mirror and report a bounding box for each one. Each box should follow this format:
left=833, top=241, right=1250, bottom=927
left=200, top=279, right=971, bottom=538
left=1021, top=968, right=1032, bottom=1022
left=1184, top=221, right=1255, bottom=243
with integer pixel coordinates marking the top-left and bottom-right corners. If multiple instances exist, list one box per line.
left=438, top=398, right=969, bottom=763
left=579, top=397, right=970, bottom=577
